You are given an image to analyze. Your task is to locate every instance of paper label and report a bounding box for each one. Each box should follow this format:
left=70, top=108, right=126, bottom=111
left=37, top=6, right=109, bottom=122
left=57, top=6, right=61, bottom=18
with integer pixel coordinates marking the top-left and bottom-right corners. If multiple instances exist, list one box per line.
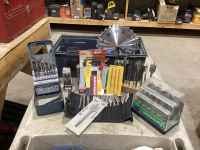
left=77, top=8, right=80, bottom=10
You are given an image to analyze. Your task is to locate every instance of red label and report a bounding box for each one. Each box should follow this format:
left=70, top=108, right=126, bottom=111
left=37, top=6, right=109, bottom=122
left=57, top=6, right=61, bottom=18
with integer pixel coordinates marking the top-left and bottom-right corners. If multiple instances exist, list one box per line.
left=93, top=75, right=97, bottom=95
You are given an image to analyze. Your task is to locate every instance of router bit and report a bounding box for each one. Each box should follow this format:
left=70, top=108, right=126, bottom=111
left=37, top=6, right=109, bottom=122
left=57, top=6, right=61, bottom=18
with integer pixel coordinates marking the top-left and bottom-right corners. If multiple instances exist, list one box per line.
left=41, top=61, right=44, bottom=71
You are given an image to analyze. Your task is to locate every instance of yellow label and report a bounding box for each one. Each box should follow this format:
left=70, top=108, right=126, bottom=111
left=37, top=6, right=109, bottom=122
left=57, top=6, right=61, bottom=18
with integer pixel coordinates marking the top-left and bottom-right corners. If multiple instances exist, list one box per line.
left=95, top=10, right=96, bottom=13
left=86, top=60, right=91, bottom=88
left=114, top=17, right=117, bottom=19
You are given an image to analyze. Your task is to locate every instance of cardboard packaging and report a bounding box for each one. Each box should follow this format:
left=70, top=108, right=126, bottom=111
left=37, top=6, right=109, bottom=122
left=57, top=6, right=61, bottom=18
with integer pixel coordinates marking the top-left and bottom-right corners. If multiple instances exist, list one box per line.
left=157, top=4, right=179, bottom=23
left=70, top=0, right=86, bottom=18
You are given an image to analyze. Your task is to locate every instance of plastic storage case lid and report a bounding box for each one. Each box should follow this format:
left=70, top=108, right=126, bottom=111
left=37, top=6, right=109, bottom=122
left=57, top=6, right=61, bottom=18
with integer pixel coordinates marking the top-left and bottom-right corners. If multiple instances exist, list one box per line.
left=145, top=77, right=185, bottom=101
left=134, top=92, right=171, bottom=116
left=140, top=85, right=178, bottom=108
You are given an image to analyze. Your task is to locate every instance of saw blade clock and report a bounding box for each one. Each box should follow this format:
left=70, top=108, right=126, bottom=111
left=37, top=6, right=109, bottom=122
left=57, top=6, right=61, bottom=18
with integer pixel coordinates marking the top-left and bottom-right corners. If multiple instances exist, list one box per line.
left=96, top=25, right=139, bottom=54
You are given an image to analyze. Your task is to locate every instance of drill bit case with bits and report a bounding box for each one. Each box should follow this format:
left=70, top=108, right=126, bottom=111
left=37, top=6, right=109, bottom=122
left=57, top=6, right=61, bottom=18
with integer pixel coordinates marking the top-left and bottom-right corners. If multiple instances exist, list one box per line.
left=27, top=40, right=64, bottom=116
left=132, top=77, right=185, bottom=134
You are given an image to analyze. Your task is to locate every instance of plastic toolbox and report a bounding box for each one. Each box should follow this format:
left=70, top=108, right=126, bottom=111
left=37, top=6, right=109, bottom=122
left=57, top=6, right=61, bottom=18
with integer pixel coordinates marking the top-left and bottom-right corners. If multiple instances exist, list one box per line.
left=53, top=35, right=148, bottom=80
left=0, top=0, right=46, bottom=43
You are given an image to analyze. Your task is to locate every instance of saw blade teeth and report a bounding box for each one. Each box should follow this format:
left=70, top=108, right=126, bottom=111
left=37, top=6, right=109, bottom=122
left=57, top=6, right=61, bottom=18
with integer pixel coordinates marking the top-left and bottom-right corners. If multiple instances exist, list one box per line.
left=129, top=29, right=134, bottom=33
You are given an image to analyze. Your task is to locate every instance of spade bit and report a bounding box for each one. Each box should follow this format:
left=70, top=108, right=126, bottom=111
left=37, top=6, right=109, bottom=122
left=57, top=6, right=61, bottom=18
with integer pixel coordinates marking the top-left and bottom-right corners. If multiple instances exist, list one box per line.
left=123, top=56, right=127, bottom=84
left=75, top=104, right=99, bottom=127
left=132, top=61, right=138, bottom=87
left=135, top=60, right=142, bottom=88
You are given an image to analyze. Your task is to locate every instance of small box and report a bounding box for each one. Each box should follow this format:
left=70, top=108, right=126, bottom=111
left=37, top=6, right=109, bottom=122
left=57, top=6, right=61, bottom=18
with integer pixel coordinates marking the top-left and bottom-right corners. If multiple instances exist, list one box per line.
left=70, top=0, right=86, bottom=19
left=157, top=4, right=179, bottom=23
left=132, top=9, right=141, bottom=21
left=63, top=67, right=72, bottom=90
left=132, top=77, right=185, bottom=134
left=84, top=7, right=91, bottom=19
left=192, top=7, right=200, bottom=24
left=49, top=3, right=61, bottom=17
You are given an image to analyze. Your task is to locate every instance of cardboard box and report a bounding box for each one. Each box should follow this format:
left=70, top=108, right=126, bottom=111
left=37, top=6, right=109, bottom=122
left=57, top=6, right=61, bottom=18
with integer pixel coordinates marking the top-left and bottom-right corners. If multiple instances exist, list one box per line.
left=70, top=0, right=86, bottom=18
left=157, top=4, right=179, bottom=23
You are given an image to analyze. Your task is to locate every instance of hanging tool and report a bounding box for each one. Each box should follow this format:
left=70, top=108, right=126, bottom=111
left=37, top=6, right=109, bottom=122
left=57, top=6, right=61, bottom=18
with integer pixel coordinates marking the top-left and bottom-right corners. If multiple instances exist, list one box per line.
left=135, top=60, right=142, bottom=88
left=150, top=62, right=157, bottom=77
left=128, top=61, right=132, bottom=86
left=75, top=104, right=99, bottom=127
left=123, top=56, right=127, bottom=84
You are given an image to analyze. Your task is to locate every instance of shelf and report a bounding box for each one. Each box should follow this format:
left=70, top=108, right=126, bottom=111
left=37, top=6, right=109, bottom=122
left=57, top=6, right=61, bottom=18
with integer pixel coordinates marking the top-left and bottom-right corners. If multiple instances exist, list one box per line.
left=48, top=17, right=200, bottom=30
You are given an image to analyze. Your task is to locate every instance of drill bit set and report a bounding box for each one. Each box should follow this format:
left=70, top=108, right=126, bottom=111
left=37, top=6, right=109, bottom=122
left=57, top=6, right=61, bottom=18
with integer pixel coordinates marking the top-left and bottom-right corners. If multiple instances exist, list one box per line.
left=132, top=77, right=185, bottom=134
left=28, top=40, right=64, bottom=116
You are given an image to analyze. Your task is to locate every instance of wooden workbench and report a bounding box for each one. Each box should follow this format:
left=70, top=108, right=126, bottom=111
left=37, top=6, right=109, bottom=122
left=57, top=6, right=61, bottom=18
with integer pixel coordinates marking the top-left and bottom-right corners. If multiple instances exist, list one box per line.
left=0, top=17, right=51, bottom=119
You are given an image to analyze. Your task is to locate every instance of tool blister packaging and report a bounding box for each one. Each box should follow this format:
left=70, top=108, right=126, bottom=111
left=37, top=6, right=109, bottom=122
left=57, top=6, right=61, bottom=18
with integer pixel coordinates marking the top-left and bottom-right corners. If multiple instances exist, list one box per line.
left=66, top=97, right=108, bottom=136
left=28, top=40, right=64, bottom=116
left=132, top=77, right=185, bottom=134
left=64, top=91, right=133, bottom=123
left=63, top=67, right=72, bottom=90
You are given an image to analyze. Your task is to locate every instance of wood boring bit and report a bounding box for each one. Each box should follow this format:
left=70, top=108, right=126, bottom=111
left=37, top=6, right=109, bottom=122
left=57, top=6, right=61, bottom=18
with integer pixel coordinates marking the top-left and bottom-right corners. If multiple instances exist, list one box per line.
left=128, top=61, right=132, bottom=86
left=132, top=61, right=138, bottom=87
left=126, top=65, right=130, bottom=85
left=123, top=56, right=127, bottom=85
left=114, top=58, right=118, bottom=65
left=135, top=60, right=142, bottom=88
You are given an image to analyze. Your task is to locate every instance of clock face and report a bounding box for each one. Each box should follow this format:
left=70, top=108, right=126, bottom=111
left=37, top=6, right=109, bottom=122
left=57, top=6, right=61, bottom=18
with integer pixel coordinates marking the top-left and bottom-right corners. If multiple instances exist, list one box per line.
left=97, top=25, right=139, bottom=54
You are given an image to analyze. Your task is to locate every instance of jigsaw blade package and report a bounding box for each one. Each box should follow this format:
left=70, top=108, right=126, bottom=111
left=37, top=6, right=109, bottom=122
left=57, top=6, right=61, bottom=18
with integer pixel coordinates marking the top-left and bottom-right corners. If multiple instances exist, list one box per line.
left=107, top=65, right=124, bottom=96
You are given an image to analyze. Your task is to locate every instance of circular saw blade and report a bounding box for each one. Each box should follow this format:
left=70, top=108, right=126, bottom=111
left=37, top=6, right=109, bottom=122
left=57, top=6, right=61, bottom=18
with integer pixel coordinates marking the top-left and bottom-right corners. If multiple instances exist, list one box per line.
left=97, top=25, right=138, bottom=54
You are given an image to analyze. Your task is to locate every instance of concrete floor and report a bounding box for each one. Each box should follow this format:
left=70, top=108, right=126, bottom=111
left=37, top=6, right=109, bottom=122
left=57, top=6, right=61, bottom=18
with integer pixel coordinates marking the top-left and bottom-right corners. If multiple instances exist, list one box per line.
left=5, top=24, right=200, bottom=150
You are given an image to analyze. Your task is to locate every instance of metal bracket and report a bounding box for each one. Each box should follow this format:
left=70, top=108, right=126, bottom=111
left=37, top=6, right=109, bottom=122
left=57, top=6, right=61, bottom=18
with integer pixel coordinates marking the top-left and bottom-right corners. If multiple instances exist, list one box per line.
left=3, top=0, right=9, bottom=4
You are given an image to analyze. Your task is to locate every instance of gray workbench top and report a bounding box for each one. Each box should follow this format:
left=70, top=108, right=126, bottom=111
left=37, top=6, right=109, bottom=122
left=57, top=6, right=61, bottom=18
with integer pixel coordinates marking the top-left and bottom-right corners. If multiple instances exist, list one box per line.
left=9, top=55, right=193, bottom=150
